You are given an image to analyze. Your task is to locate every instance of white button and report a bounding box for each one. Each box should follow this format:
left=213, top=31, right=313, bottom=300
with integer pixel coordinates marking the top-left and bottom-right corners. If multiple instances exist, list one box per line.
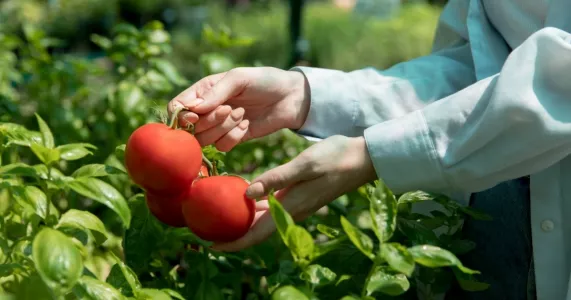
left=541, top=220, right=555, bottom=232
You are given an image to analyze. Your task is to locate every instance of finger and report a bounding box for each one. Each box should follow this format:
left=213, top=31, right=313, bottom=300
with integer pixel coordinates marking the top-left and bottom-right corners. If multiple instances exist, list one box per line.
left=210, top=210, right=276, bottom=252
left=191, top=69, right=249, bottom=114
left=195, top=107, right=245, bottom=146
left=193, top=105, right=232, bottom=133
left=214, top=120, right=249, bottom=152
left=245, top=157, right=315, bottom=199
left=178, top=111, right=199, bottom=127
left=168, top=73, right=226, bottom=114
left=255, top=200, right=269, bottom=211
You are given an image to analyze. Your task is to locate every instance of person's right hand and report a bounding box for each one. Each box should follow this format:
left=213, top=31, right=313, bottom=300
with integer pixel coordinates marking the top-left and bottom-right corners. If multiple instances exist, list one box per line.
left=167, top=67, right=310, bottom=152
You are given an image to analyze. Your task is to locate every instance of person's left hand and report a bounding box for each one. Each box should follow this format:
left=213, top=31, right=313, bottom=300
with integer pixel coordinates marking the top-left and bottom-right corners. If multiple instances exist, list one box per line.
left=211, top=135, right=378, bottom=252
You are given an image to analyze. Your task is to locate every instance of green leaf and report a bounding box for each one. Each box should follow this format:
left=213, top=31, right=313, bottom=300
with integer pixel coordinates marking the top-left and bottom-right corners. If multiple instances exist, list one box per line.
left=30, top=143, right=60, bottom=165
left=67, top=177, right=131, bottom=227
left=452, top=268, right=490, bottom=292
left=32, top=228, right=83, bottom=296
left=150, top=58, right=187, bottom=86
left=286, top=225, right=314, bottom=264
left=380, top=243, right=415, bottom=277
left=271, top=285, right=309, bottom=300
left=368, top=180, right=397, bottom=242
left=34, top=114, right=54, bottom=148
left=15, top=273, right=52, bottom=300
left=366, top=266, right=410, bottom=296
left=57, top=209, right=108, bottom=245
left=0, top=263, right=24, bottom=277
left=397, top=218, right=439, bottom=245
left=90, top=34, right=112, bottom=50
left=408, top=245, right=480, bottom=275
left=106, top=253, right=142, bottom=297
left=12, top=185, right=55, bottom=220
left=300, top=264, right=336, bottom=287
left=56, top=143, right=97, bottom=161
left=122, top=195, right=163, bottom=274
left=116, top=82, right=144, bottom=114
left=0, top=163, right=38, bottom=177
left=313, top=237, right=346, bottom=258
left=268, top=193, right=294, bottom=246
left=316, top=224, right=340, bottom=238
left=0, top=123, right=42, bottom=147
left=195, top=281, right=223, bottom=300
left=340, top=216, right=375, bottom=260
left=458, top=206, right=493, bottom=221
left=73, top=276, right=125, bottom=300
left=72, top=164, right=125, bottom=178
left=161, top=289, right=185, bottom=300
left=136, top=288, right=172, bottom=300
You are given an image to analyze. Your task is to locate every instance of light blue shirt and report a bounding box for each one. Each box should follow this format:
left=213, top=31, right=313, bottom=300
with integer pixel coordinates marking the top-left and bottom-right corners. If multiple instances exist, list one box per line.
left=293, top=0, right=571, bottom=299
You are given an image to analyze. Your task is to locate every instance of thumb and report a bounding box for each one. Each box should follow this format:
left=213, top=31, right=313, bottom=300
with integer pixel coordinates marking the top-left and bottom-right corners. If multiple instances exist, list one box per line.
left=192, top=69, right=248, bottom=114
left=245, top=158, right=311, bottom=199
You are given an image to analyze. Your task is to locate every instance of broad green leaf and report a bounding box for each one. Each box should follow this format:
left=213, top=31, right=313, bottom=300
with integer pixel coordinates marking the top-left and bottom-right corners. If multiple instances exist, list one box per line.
left=0, top=163, right=38, bottom=177
left=368, top=180, right=397, bottom=242
left=32, top=228, right=83, bottom=296
left=380, top=243, right=415, bottom=277
left=30, top=143, right=60, bottom=165
left=316, top=224, right=340, bottom=238
left=340, top=216, right=375, bottom=260
left=12, top=185, right=56, bottom=220
left=397, top=218, right=439, bottom=246
left=452, top=268, right=490, bottom=292
left=136, top=288, right=172, bottom=300
left=286, top=225, right=314, bottom=264
left=161, top=289, right=185, bottom=300
left=340, top=296, right=360, bottom=300
left=57, top=209, right=108, bottom=245
left=116, top=82, right=144, bottom=114
left=398, top=191, right=438, bottom=205
left=67, top=177, right=131, bottom=227
left=150, top=58, right=187, bottom=86
left=366, top=266, right=410, bottom=296
left=0, top=263, right=24, bottom=277
left=73, top=276, right=125, bottom=300
left=115, top=144, right=126, bottom=159
left=122, top=195, right=163, bottom=274
left=14, top=273, right=52, bottom=300
left=72, top=164, right=125, bottom=178
left=57, top=143, right=96, bottom=161
left=34, top=114, right=54, bottom=148
left=106, top=253, right=142, bottom=297
left=271, top=285, right=309, bottom=300
left=0, top=123, right=42, bottom=147
left=268, top=193, right=294, bottom=246
left=408, top=245, right=479, bottom=275
left=300, top=264, right=336, bottom=287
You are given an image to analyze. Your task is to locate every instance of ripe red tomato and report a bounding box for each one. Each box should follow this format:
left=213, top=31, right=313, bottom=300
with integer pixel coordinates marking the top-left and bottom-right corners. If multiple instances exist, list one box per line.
left=182, top=176, right=256, bottom=243
left=125, top=123, right=202, bottom=195
left=145, top=191, right=187, bottom=227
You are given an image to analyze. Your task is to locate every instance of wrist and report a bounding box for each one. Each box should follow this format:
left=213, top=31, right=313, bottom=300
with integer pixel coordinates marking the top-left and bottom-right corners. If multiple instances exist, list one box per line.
left=350, top=136, right=378, bottom=184
left=286, top=70, right=311, bottom=130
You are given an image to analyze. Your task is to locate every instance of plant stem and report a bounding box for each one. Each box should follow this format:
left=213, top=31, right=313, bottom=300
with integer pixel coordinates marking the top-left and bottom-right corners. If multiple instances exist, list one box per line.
left=202, top=153, right=214, bottom=176
left=168, top=107, right=185, bottom=129
left=361, top=261, right=379, bottom=298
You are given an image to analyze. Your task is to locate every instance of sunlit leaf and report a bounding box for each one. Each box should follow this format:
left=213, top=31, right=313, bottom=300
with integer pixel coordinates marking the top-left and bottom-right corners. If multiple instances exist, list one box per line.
left=340, top=216, right=374, bottom=260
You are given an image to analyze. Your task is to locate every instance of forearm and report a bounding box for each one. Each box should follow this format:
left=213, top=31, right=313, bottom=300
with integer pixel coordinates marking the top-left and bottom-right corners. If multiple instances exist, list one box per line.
left=363, top=27, right=571, bottom=195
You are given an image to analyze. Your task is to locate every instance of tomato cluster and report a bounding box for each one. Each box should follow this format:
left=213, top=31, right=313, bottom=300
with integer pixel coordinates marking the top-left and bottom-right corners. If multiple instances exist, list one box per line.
left=124, top=122, right=256, bottom=243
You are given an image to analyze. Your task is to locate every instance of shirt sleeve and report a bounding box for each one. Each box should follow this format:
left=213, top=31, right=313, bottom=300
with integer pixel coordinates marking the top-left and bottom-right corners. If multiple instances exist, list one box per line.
left=364, top=27, right=571, bottom=195
left=291, top=0, right=476, bottom=138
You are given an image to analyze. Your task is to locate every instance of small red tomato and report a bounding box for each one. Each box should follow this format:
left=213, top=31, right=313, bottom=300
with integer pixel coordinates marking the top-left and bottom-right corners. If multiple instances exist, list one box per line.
left=125, top=123, right=202, bottom=195
left=145, top=190, right=187, bottom=227
left=182, top=176, right=256, bottom=243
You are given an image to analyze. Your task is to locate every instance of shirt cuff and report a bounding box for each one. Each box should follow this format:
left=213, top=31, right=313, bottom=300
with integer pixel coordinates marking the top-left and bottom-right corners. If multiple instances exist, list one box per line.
left=290, top=66, right=359, bottom=138
left=363, top=109, right=448, bottom=194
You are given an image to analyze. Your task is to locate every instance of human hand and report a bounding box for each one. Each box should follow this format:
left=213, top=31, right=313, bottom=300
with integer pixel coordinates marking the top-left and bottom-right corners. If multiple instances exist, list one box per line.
left=167, top=67, right=310, bottom=151
left=210, top=135, right=378, bottom=252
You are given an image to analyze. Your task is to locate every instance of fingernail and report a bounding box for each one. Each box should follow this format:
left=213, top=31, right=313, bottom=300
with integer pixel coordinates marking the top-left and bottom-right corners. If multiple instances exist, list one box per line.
left=187, top=98, right=204, bottom=108
left=246, top=182, right=264, bottom=198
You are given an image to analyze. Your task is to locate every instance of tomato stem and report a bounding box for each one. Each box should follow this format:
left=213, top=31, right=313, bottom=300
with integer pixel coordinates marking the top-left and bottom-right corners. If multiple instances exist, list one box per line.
left=168, top=106, right=185, bottom=129
left=202, top=153, right=214, bottom=176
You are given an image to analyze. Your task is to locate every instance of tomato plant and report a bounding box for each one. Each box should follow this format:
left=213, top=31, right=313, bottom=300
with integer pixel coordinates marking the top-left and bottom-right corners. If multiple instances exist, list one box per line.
left=0, top=16, right=492, bottom=300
